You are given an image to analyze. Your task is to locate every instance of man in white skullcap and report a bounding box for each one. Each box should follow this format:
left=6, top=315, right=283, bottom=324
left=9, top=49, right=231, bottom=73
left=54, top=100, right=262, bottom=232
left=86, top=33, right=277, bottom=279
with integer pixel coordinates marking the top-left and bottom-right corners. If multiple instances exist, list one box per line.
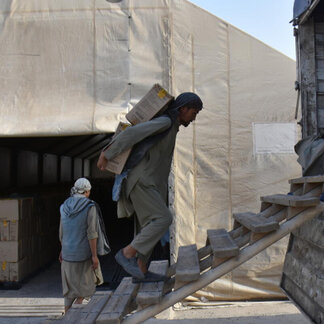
left=59, top=178, right=105, bottom=312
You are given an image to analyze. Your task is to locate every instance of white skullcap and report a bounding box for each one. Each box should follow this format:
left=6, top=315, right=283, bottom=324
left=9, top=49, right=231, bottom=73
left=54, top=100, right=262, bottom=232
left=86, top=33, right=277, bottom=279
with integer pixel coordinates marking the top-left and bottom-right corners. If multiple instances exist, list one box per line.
left=71, top=178, right=92, bottom=194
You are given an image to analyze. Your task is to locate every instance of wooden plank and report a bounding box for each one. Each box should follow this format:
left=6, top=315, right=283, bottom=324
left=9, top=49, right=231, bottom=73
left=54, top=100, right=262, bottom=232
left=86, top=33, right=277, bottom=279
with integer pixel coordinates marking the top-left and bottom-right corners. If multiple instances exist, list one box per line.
left=281, top=274, right=324, bottom=324
left=315, top=22, right=324, bottom=33
left=259, top=204, right=284, bottom=218
left=122, top=205, right=324, bottom=324
left=289, top=183, right=303, bottom=195
left=316, top=33, right=324, bottom=57
left=233, top=219, right=241, bottom=230
left=292, top=216, right=324, bottom=249
left=233, top=212, right=256, bottom=229
left=270, top=208, right=288, bottom=223
left=78, top=291, right=113, bottom=324
left=175, top=244, right=200, bottom=282
left=287, top=207, right=307, bottom=220
left=317, top=59, right=324, bottom=79
left=168, top=227, right=250, bottom=280
left=260, top=194, right=319, bottom=207
left=299, top=18, right=317, bottom=137
left=283, top=253, right=324, bottom=308
left=290, top=235, right=323, bottom=273
left=206, top=229, right=239, bottom=258
left=289, top=175, right=324, bottom=184
left=318, top=80, right=324, bottom=92
left=233, top=213, right=279, bottom=233
left=136, top=260, right=169, bottom=307
left=260, top=202, right=271, bottom=212
left=96, top=277, right=138, bottom=324
left=250, top=232, right=267, bottom=244
left=302, top=183, right=322, bottom=195
left=303, top=184, right=324, bottom=199
left=57, top=304, right=85, bottom=324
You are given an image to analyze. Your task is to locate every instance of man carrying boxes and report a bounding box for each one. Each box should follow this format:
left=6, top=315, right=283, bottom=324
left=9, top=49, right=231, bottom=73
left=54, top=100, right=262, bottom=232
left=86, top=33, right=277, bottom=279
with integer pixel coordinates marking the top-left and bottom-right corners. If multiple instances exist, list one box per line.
left=97, top=85, right=203, bottom=282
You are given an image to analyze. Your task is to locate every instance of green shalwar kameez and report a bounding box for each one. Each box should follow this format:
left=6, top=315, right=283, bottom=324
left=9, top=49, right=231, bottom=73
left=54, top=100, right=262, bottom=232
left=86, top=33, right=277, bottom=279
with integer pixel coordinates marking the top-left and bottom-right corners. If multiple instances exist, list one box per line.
left=104, top=116, right=179, bottom=262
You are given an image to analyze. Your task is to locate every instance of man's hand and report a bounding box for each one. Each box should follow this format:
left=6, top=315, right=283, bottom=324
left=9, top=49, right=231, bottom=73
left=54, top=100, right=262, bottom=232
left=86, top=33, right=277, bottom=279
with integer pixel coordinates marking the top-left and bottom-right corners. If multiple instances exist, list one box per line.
left=59, top=251, right=62, bottom=263
left=92, top=255, right=99, bottom=270
left=97, top=152, right=108, bottom=171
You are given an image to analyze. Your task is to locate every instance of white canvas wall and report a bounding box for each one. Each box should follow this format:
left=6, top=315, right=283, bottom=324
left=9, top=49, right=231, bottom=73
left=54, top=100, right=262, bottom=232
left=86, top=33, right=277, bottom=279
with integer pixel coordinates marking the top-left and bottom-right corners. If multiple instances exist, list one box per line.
left=0, top=0, right=300, bottom=300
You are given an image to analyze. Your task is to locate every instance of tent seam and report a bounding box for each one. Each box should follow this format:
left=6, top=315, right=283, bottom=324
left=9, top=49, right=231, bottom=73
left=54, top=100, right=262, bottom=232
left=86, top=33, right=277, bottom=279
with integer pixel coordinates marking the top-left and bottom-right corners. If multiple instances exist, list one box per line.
left=91, top=0, right=97, bottom=132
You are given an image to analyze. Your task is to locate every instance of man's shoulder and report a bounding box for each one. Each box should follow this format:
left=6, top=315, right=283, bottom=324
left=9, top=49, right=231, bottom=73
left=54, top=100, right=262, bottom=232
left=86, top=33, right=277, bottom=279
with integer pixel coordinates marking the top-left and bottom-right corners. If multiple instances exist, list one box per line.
left=147, top=115, right=172, bottom=127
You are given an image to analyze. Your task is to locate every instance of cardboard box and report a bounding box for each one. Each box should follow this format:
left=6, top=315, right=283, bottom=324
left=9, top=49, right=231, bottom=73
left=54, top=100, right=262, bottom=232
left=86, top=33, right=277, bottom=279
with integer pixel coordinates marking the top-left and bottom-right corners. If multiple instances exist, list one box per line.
left=0, top=198, right=32, bottom=221
left=0, top=258, right=31, bottom=282
left=0, top=220, right=9, bottom=241
left=0, top=261, right=10, bottom=281
left=0, top=241, right=24, bottom=262
left=105, top=122, right=132, bottom=175
left=0, top=217, right=28, bottom=242
left=9, top=219, right=27, bottom=241
left=9, top=257, right=29, bottom=282
left=126, top=84, right=173, bottom=125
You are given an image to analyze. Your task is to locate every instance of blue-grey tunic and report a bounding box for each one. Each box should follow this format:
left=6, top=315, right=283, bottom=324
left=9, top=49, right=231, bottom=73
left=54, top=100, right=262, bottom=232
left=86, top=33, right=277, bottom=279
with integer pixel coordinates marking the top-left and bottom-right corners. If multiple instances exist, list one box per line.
left=104, top=116, right=180, bottom=261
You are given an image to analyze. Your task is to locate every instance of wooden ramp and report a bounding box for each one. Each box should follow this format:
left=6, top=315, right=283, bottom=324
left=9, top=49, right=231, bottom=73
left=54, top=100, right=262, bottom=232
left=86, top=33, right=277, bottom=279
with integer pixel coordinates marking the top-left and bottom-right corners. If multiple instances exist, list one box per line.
left=56, top=176, right=324, bottom=324
left=281, top=175, right=324, bottom=323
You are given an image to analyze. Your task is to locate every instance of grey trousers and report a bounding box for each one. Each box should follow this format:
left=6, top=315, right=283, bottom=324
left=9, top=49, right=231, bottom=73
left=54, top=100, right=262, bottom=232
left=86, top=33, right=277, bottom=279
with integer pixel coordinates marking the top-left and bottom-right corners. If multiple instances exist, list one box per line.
left=129, top=182, right=172, bottom=263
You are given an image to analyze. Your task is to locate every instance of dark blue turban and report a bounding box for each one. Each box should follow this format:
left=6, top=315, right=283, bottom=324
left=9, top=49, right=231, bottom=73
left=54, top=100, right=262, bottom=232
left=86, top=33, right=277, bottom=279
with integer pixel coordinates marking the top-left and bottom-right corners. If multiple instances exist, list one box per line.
left=165, top=92, right=203, bottom=121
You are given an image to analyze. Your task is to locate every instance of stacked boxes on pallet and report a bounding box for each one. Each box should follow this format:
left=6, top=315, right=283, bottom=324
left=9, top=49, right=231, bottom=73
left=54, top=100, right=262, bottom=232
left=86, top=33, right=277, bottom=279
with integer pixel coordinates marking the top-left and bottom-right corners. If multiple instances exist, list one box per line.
left=0, top=198, right=33, bottom=282
left=0, top=192, right=65, bottom=283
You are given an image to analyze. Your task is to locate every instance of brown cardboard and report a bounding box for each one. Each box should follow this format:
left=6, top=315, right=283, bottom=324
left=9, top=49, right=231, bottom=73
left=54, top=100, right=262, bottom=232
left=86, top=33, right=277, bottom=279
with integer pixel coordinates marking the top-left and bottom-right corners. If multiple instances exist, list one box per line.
left=0, top=261, right=10, bottom=281
left=126, top=84, right=173, bottom=125
left=0, top=220, right=10, bottom=241
left=0, top=241, right=23, bottom=262
left=9, top=220, right=26, bottom=241
left=0, top=198, right=33, bottom=221
left=105, top=122, right=132, bottom=175
left=105, top=148, right=132, bottom=175
left=9, top=257, right=29, bottom=282
left=0, top=200, right=20, bottom=221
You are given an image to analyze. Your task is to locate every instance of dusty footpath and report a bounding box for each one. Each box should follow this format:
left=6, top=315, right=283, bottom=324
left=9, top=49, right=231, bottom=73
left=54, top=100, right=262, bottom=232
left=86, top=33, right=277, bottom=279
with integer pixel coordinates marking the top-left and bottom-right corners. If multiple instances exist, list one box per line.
left=0, top=262, right=311, bottom=324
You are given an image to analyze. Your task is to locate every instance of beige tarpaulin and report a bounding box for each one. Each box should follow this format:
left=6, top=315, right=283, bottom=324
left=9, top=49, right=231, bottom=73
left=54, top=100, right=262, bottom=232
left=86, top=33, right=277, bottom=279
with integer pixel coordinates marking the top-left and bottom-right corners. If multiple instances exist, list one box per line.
left=0, top=0, right=300, bottom=300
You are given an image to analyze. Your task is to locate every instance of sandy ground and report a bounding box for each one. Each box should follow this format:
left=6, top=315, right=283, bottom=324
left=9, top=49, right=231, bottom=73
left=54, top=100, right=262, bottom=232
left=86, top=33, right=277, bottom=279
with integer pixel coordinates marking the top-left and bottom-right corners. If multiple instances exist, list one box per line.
left=0, top=262, right=311, bottom=324
left=144, top=301, right=311, bottom=324
left=0, top=301, right=311, bottom=324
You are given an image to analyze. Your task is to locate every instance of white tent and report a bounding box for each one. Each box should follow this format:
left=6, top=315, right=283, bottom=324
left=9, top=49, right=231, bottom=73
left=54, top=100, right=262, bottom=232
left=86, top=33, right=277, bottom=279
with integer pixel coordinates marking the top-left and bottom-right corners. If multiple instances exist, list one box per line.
left=0, top=0, right=299, bottom=300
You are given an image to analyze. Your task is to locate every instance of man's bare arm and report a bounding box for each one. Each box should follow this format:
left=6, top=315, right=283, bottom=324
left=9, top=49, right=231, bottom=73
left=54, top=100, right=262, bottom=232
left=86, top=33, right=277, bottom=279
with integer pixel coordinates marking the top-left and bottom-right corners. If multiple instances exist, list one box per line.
left=89, top=238, right=99, bottom=270
left=97, top=152, right=108, bottom=171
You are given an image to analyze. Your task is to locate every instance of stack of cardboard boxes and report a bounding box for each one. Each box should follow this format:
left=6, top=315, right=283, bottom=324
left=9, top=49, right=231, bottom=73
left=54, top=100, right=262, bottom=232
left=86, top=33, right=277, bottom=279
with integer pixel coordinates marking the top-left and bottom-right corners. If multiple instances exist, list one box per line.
left=105, top=84, right=173, bottom=174
left=0, top=192, right=65, bottom=283
left=0, top=198, right=33, bottom=282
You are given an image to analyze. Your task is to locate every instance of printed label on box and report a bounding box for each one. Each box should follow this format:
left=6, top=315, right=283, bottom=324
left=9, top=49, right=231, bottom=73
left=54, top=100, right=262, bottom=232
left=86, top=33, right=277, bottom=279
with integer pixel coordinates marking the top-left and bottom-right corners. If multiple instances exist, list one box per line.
left=126, top=84, right=173, bottom=125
